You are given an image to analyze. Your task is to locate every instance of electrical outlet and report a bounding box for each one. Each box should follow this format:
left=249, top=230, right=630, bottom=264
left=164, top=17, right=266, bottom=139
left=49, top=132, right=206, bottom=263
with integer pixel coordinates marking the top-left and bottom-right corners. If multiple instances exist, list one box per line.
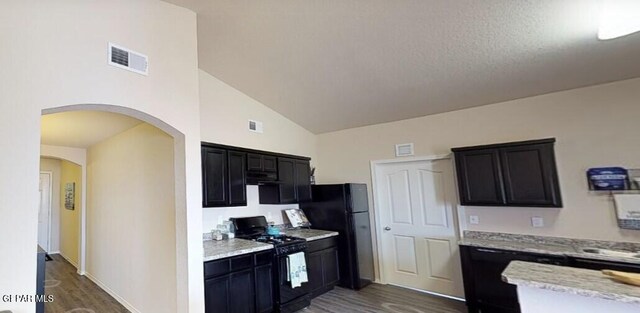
left=469, top=215, right=479, bottom=225
left=531, top=216, right=544, bottom=228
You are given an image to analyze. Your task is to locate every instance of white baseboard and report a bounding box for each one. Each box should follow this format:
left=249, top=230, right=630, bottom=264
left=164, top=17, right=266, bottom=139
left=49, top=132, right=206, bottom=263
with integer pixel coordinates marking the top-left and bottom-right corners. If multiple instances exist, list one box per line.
left=48, top=250, right=61, bottom=254
left=57, top=252, right=78, bottom=269
left=388, top=283, right=465, bottom=302
left=84, top=272, right=142, bottom=313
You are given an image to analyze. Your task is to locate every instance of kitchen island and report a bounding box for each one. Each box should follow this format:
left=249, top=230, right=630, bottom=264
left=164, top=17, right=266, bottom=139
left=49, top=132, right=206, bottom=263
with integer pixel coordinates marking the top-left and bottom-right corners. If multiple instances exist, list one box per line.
left=503, top=261, right=640, bottom=313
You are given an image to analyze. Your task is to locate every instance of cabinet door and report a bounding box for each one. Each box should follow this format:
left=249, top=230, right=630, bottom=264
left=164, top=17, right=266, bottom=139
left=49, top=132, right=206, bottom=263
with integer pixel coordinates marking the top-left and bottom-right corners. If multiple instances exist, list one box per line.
left=254, top=264, right=274, bottom=313
left=322, top=248, right=340, bottom=286
left=263, top=155, right=277, bottom=172
left=306, top=250, right=324, bottom=296
left=228, top=151, right=247, bottom=206
left=278, top=158, right=297, bottom=204
left=500, top=143, right=561, bottom=207
left=454, top=149, right=505, bottom=205
left=205, top=275, right=230, bottom=313
left=295, top=160, right=312, bottom=203
left=202, top=147, right=228, bottom=207
left=247, top=153, right=264, bottom=171
left=229, top=269, right=255, bottom=313
left=464, top=247, right=520, bottom=311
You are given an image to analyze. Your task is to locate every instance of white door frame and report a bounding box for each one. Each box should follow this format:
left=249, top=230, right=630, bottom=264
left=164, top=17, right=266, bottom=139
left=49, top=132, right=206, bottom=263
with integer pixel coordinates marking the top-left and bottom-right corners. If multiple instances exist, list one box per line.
left=39, top=171, right=53, bottom=252
left=370, top=154, right=464, bottom=285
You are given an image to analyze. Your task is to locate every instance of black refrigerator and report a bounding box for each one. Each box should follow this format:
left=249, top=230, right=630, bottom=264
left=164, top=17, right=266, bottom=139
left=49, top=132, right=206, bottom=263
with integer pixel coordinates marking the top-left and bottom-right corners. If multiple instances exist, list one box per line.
left=300, top=183, right=374, bottom=290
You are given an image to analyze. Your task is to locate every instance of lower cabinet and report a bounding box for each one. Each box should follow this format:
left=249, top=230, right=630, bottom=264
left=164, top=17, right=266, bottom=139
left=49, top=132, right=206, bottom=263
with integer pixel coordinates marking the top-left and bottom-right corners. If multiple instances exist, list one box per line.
left=306, top=237, right=340, bottom=298
left=204, top=250, right=274, bottom=313
left=254, top=264, right=274, bottom=313
left=460, top=245, right=568, bottom=313
left=460, top=245, right=640, bottom=313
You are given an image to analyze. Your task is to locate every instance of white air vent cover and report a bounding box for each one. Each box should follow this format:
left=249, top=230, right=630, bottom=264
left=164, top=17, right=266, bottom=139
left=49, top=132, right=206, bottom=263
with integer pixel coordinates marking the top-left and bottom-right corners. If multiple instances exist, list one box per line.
left=108, top=43, right=148, bottom=75
left=248, top=120, right=264, bottom=133
left=395, top=143, right=414, bottom=157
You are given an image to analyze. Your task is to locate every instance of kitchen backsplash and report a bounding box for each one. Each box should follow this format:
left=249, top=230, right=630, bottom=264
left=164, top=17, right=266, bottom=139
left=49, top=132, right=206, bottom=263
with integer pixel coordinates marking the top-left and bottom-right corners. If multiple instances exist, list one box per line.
left=202, top=185, right=299, bottom=233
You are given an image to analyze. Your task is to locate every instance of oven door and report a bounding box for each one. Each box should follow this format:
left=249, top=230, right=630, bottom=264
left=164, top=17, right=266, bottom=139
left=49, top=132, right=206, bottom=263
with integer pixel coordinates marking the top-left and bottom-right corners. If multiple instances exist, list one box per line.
left=276, top=254, right=310, bottom=304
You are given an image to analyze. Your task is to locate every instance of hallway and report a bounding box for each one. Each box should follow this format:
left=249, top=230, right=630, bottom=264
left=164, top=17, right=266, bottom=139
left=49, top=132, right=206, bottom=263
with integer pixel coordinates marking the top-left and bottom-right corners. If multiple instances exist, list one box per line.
left=44, top=254, right=129, bottom=313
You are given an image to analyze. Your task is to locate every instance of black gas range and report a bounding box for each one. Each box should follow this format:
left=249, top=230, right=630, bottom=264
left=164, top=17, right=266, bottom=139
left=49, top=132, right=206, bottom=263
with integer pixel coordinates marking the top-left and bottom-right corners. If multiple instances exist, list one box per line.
left=231, top=216, right=310, bottom=313
left=253, top=235, right=307, bottom=256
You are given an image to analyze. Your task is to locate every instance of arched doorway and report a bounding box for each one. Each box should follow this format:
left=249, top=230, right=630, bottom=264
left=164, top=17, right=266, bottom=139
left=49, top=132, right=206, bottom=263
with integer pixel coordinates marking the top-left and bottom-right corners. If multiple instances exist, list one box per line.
left=41, top=104, right=188, bottom=313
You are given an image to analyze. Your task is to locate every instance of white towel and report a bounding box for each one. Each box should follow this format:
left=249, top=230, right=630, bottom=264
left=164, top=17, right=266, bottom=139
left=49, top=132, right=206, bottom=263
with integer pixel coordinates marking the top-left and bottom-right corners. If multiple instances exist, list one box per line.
left=286, top=252, right=308, bottom=288
left=613, top=194, right=640, bottom=220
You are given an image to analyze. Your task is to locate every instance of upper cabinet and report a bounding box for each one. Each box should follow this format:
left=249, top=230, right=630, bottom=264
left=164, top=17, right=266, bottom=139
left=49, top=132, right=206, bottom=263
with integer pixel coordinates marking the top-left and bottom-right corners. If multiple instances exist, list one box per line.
left=247, top=153, right=277, bottom=173
left=202, top=142, right=312, bottom=207
left=452, top=138, right=562, bottom=207
left=259, top=158, right=312, bottom=204
left=202, top=146, right=229, bottom=207
left=202, top=146, right=247, bottom=207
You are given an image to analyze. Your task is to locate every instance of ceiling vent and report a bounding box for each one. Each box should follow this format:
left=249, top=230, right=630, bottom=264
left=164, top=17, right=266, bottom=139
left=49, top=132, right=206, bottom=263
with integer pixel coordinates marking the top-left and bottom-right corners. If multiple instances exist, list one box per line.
left=248, top=120, right=264, bottom=133
left=108, top=43, right=148, bottom=75
left=395, top=143, right=414, bottom=157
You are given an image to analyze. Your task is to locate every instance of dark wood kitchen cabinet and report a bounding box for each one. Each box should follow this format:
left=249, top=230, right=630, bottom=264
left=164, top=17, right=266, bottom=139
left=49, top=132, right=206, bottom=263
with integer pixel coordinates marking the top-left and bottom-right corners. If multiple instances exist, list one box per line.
left=460, top=245, right=568, bottom=313
left=306, top=237, right=340, bottom=298
left=202, top=142, right=313, bottom=206
left=202, top=145, right=247, bottom=207
left=228, top=151, right=248, bottom=206
left=259, top=158, right=312, bottom=204
left=248, top=153, right=278, bottom=173
left=204, top=250, right=274, bottom=313
left=202, top=146, right=229, bottom=207
left=452, top=138, right=562, bottom=207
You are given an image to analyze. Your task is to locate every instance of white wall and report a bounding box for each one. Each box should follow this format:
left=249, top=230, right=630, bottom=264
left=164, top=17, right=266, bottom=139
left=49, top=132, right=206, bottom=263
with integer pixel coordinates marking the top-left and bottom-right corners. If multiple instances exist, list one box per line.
left=317, top=78, right=640, bottom=245
left=199, top=70, right=317, bottom=160
left=202, top=186, right=300, bottom=232
left=87, top=123, right=176, bottom=313
left=39, top=158, right=61, bottom=253
left=0, top=1, right=202, bottom=312
left=199, top=70, right=316, bottom=229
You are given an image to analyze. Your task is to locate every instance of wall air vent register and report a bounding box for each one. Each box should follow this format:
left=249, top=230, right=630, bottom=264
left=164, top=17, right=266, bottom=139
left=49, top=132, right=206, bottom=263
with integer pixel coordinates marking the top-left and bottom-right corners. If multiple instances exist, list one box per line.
left=108, top=42, right=148, bottom=75
left=395, top=143, right=414, bottom=157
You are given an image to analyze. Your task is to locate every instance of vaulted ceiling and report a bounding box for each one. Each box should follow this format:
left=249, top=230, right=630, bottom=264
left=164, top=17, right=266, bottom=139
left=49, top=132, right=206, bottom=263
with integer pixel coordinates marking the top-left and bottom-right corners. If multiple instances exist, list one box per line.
left=166, top=0, right=640, bottom=133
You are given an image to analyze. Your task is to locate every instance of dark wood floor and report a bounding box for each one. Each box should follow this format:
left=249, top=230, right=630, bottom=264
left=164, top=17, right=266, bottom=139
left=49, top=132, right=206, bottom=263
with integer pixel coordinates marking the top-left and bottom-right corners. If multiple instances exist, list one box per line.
left=308, top=284, right=467, bottom=313
left=46, top=253, right=464, bottom=313
left=44, top=254, right=129, bottom=313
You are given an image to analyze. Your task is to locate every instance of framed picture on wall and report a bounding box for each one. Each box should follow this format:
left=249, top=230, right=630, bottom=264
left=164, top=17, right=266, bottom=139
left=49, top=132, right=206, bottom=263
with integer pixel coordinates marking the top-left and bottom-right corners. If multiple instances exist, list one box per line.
left=64, top=182, right=75, bottom=210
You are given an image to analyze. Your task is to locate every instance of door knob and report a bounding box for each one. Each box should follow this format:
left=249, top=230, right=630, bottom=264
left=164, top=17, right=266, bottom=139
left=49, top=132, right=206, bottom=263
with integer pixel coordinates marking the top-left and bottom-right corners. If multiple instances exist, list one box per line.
left=384, top=226, right=391, bottom=231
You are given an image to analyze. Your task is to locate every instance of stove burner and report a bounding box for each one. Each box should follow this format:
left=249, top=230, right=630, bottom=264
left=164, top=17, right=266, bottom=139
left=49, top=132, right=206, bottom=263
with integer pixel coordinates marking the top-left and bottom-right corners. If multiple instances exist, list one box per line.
left=254, top=235, right=301, bottom=245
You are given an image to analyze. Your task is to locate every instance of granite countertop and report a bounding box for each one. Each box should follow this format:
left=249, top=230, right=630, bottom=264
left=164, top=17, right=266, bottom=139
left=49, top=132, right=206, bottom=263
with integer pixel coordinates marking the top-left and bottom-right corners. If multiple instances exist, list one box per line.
left=203, top=238, right=273, bottom=262
left=459, top=231, right=640, bottom=265
left=284, top=228, right=339, bottom=241
left=503, top=261, right=640, bottom=305
left=460, top=237, right=574, bottom=256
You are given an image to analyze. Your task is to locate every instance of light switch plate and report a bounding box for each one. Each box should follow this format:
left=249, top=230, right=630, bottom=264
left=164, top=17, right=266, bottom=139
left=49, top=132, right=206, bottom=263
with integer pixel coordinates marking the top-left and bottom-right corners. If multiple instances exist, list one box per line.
left=531, top=216, right=544, bottom=228
left=469, top=215, right=479, bottom=225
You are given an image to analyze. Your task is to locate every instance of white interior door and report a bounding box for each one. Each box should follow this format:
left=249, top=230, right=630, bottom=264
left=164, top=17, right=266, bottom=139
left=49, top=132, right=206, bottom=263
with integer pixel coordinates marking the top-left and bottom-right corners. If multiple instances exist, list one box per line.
left=374, top=158, right=463, bottom=298
left=38, top=172, right=52, bottom=252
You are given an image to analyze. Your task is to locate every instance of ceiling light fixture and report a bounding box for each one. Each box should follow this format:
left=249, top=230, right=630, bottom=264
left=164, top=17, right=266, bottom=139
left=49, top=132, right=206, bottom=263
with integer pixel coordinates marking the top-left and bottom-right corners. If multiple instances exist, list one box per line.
left=598, top=0, right=640, bottom=40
